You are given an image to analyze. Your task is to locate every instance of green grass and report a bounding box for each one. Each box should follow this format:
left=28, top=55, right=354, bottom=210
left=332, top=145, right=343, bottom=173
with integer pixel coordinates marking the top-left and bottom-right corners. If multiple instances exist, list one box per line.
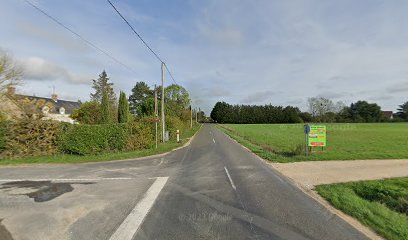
left=219, top=123, right=408, bottom=162
left=0, top=124, right=201, bottom=165
left=316, top=178, right=408, bottom=240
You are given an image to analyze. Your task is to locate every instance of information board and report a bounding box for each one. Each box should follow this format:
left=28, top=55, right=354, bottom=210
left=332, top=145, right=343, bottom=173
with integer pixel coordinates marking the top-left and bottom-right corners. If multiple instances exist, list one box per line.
left=308, top=125, right=326, bottom=147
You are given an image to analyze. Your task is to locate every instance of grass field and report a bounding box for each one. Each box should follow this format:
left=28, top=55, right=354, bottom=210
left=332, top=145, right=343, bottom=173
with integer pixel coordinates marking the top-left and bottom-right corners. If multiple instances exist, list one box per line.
left=219, top=123, right=408, bottom=162
left=316, top=178, right=408, bottom=240
left=0, top=125, right=201, bottom=165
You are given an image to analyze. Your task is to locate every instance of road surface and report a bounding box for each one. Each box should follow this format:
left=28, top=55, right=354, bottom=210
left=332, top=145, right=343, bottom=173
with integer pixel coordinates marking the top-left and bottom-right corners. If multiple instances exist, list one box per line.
left=0, top=124, right=368, bottom=240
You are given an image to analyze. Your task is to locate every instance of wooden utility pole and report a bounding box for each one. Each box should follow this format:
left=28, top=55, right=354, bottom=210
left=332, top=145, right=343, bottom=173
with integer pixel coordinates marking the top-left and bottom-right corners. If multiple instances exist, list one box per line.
left=154, top=85, right=158, bottom=148
left=161, top=62, right=165, bottom=142
left=190, top=105, right=193, bottom=129
left=195, top=108, right=198, bottom=123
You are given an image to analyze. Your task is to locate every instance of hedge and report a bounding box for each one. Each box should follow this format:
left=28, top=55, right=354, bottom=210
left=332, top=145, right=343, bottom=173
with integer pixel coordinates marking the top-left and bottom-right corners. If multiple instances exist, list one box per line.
left=0, top=117, right=189, bottom=159
left=0, top=122, right=7, bottom=152
left=0, top=120, right=60, bottom=158
left=58, top=123, right=129, bottom=155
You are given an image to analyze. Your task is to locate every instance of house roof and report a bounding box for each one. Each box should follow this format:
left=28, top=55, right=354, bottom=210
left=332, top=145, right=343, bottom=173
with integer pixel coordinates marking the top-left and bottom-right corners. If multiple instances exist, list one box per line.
left=382, top=111, right=393, bottom=118
left=12, top=94, right=81, bottom=115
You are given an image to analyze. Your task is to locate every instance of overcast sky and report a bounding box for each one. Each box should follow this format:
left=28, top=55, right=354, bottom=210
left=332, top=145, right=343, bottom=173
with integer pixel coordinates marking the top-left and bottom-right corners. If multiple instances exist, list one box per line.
left=1, top=0, right=408, bottom=114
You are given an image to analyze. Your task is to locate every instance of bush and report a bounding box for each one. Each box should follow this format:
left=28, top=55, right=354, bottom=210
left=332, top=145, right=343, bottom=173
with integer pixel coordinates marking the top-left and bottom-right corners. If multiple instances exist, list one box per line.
left=0, top=122, right=7, bottom=152
left=58, top=124, right=129, bottom=155
left=126, top=121, right=153, bottom=150
left=0, top=120, right=61, bottom=158
left=165, top=116, right=184, bottom=141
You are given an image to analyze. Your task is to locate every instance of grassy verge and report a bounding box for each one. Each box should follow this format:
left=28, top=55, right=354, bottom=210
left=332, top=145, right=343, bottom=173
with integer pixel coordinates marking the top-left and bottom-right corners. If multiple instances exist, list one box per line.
left=0, top=124, right=201, bottom=165
left=218, top=123, right=408, bottom=162
left=315, top=178, right=408, bottom=240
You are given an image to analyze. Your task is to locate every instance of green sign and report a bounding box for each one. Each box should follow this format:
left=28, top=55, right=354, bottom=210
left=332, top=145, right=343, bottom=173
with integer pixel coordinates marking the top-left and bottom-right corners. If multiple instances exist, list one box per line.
left=308, top=125, right=326, bottom=147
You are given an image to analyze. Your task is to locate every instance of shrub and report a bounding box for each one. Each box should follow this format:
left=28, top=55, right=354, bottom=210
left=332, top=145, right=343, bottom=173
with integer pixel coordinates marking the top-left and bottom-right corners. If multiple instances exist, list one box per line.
left=58, top=124, right=129, bottom=155
left=0, top=121, right=7, bottom=152
left=165, top=116, right=184, bottom=141
left=0, top=120, right=61, bottom=158
left=126, top=121, right=153, bottom=150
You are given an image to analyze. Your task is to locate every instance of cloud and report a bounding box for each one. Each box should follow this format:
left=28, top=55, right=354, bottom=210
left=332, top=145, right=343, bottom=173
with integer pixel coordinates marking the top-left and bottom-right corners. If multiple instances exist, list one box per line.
left=20, top=57, right=91, bottom=84
left=317, top=91, right=349, bottom=99
left=242, top=90, right=277, bottom=104
left=387, top=81, right=408, bottom=93
left=198, top=24, right=244, bottom=47
left=368, top=95, right=393, bottom=101
left=17, top=20, right=91, bottom=53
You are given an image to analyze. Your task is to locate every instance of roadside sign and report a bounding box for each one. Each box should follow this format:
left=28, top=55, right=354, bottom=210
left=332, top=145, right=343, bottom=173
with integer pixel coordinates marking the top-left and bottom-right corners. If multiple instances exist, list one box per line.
left=308, top=125, right=326, bottom=147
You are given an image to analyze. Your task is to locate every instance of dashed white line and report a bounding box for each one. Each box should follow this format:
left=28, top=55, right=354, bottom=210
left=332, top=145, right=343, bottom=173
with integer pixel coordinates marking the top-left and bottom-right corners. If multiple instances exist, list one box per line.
left=224, top=166, right=236, bottom=191
left=0, top=177, right=133, bottom=182
left=109, top=177, right=168, bottom=240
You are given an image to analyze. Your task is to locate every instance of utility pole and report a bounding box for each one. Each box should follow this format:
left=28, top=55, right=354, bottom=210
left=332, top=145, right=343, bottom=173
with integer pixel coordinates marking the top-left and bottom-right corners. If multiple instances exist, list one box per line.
left=154, top=85, right=158, bottom=148
left=190, top=105, right=193, bottom=129
left=161, top=62, right=165, bottom=142
left=195, top=108, right=198, bottom=123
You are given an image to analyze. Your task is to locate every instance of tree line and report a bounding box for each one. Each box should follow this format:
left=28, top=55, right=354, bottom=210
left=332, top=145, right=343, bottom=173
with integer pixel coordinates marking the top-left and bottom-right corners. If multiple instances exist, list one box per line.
left=210, top=102, right=302, bottom=123
left=210, top=97, right=408, bottom=124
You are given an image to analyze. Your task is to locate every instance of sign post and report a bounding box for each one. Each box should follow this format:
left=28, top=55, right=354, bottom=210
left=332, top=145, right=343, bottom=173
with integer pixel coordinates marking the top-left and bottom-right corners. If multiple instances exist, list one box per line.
left=304, top=125, right=326, bottom=156
left=304, top=124, right=311, bottom=157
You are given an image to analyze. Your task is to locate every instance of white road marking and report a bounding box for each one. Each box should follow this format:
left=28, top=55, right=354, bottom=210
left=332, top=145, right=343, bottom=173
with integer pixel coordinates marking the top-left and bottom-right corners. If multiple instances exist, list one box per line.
left=109, top=177, right=169, bottom=240
left=212, top=138, right=216, bottom=144
left=158, top=157, right=164, bottom=166
left=224, top=166, right=236, bottom=191
left=0, top=177, right=133, bottom=182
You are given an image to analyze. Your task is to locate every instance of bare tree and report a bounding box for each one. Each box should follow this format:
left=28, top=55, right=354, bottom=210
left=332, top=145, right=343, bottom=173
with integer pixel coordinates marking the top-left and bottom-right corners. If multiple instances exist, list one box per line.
left=307, top=97, right=336, bottom=117
left=0, top=49, right=22, bottom=95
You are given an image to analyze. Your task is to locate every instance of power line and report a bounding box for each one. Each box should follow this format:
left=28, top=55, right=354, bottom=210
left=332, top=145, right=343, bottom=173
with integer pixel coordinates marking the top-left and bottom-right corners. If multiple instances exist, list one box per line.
left=106, top=0, right=178, bottom=85
left=22, top=0, right=138, bottom=75
left=163, top=63, right=178, bottom=85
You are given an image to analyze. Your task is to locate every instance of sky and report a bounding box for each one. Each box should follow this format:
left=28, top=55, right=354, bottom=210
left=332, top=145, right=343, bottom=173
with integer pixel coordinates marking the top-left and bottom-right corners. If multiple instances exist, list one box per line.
left=1, top=0, right=408, bottom=114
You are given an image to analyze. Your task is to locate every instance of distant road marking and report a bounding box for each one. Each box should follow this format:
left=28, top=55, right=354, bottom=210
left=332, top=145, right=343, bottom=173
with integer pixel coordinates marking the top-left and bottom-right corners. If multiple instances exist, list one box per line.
left=109, top=177, right=168, bottom=240
left=158, top=157, right=164, bottom=166
left=0, top=177, right=133, bottom=182
left=224, top=167, right=236, bottom=190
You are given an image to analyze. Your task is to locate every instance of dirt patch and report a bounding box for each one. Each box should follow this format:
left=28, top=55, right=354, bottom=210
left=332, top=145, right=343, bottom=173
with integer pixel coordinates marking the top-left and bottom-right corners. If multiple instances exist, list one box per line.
left=0, top=181, right=93, bottom=202
left=271, top=159, right=408, bottom=189
left=0, top=219, right=13, bottom=240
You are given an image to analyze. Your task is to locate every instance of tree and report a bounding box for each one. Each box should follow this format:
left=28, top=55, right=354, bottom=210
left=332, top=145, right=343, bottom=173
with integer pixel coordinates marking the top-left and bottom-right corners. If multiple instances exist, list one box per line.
left=165, top=84, right=190, bottom=117
left=299, top=112, right=313, bottom=123
left=128, top=82, right=153, bottom=116
left=307, top=97, right=337, bottom=121
left=0, top=49, right=22, bottom=95
left=71, top=101, right=101, bottom=124
left=90, top=70, right=116, bottom=104
left=118, top=91, right=129, bottom=123
left=337, top=101, right=382, bottom=122
left=397, top=101, right=408, bottom=120
left=210, top=101, right=302, bottom=124
left=100, top=89, right=111, bottom=124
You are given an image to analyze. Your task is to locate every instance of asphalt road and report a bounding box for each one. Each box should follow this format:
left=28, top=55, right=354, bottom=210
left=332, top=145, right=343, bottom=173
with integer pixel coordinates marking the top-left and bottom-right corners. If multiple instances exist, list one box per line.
left=0, top=124, right=368, bottom=240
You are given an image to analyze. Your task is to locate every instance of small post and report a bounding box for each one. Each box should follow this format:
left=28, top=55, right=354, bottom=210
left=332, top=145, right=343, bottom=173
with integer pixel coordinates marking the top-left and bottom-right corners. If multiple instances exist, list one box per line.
left=176, top=129, right=180, bottom=143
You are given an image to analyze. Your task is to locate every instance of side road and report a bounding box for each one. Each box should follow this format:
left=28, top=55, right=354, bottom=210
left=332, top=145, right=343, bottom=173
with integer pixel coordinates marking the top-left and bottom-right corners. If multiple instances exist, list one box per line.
left=271, top=159, right=408, bottom=189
